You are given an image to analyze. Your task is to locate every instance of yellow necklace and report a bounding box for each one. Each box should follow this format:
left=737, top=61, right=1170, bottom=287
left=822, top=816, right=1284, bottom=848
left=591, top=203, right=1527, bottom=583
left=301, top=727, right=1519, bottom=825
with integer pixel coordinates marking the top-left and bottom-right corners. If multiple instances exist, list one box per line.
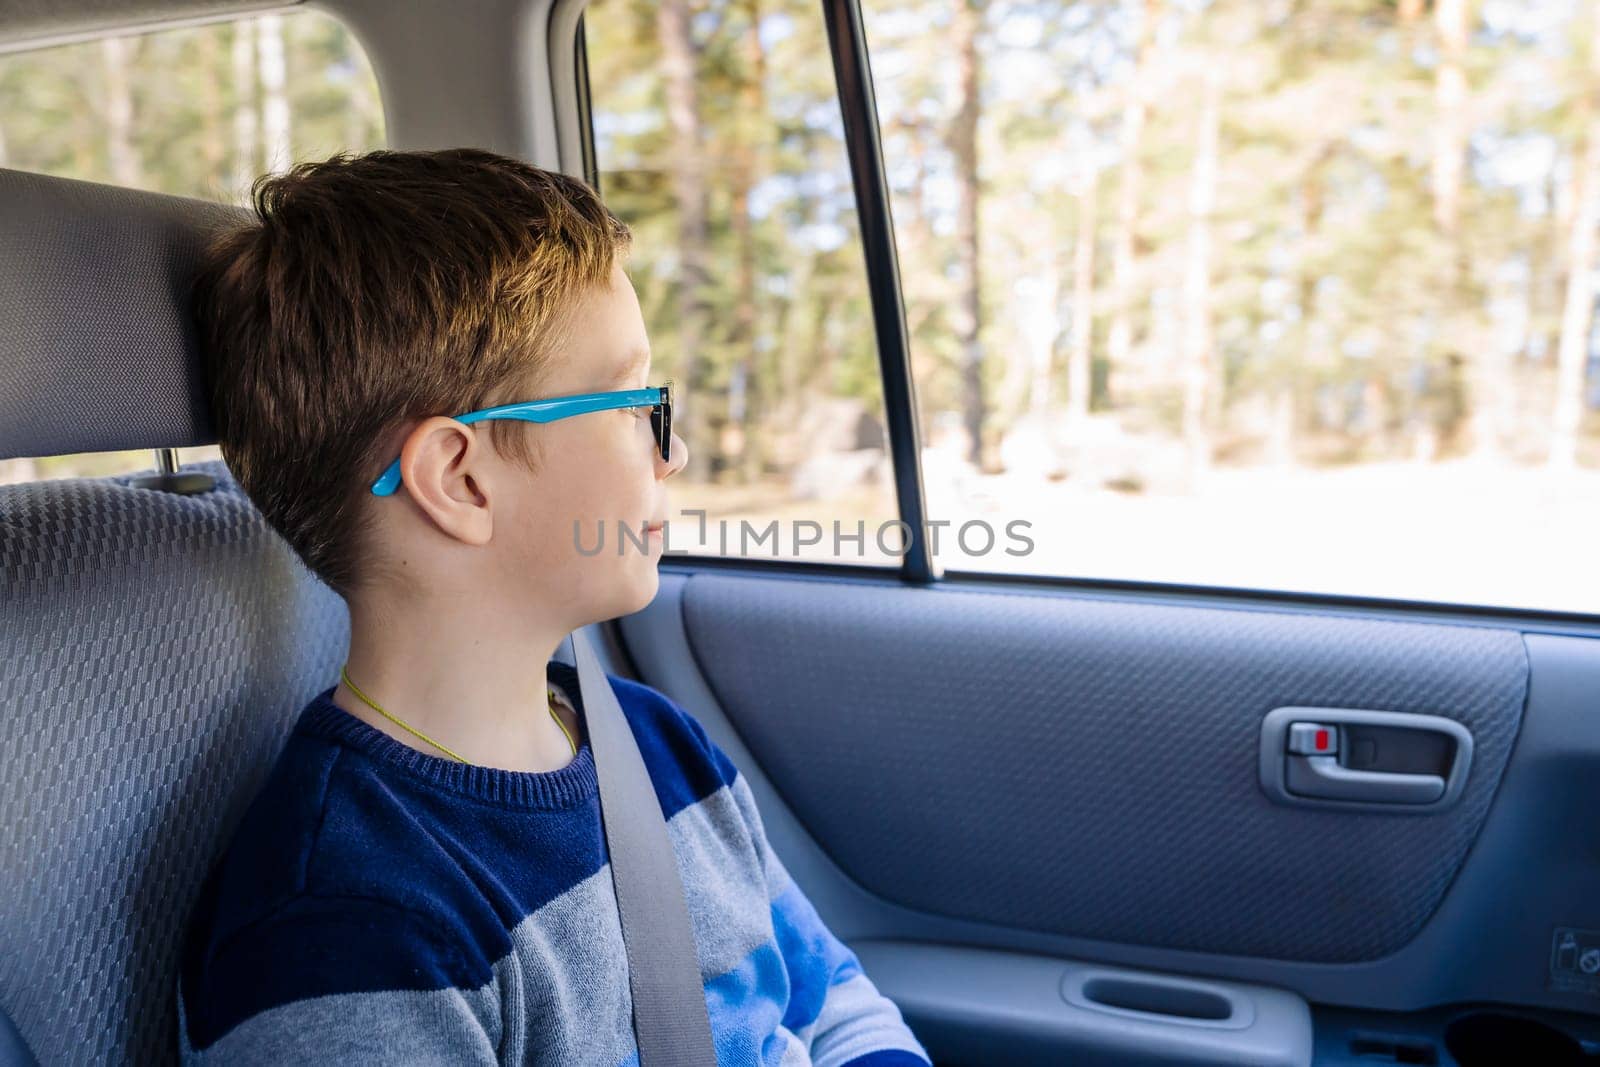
left=338, top=666, right=578, bottom=764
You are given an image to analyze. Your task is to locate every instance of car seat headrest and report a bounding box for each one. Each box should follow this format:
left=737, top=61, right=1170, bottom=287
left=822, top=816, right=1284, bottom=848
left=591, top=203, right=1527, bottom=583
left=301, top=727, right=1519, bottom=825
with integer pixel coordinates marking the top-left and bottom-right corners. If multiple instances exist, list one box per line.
left=0, top=167, right=244, bottom=462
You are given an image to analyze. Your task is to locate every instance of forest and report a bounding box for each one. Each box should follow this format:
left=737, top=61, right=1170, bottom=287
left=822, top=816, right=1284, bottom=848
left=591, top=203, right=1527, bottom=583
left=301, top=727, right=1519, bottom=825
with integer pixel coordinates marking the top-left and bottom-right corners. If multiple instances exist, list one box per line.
left=587, top=0, right=1600, bottom=488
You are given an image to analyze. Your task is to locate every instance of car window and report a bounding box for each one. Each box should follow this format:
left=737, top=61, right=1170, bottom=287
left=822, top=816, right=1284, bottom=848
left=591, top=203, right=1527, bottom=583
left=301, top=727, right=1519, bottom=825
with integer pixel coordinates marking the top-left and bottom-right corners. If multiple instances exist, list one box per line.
left=858, top=0, right=1600, bottom=614
left=0, top=10, right=384, bottom=487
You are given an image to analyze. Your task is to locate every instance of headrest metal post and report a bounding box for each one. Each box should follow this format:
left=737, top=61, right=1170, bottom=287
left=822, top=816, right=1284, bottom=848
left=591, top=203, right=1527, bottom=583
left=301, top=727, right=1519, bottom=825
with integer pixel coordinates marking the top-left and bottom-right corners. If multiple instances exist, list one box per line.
left=128, top=448, right=215, bottom=496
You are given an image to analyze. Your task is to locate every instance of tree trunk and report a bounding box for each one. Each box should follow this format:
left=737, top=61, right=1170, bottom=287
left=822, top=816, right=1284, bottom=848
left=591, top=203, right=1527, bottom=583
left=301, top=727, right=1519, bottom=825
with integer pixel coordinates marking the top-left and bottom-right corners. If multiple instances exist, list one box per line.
left=658, top=0, right=712, bottom=481
left=101, top=37, right=141, bottom=188
left=771, top=252, right=818, bottom=469
left=231, top=21, right=258, bottom=200
left=1180, top=68, right=1220, bottom=481
left=1107, top=0, right=1152, bottom=386
left=949, top=0, right=988, bottom=470
left=730, top=0, right=768, bottom=483
left=1430, top=0, right=1468, bottom=235
left=1275, top=146, right=1330, bottom=468
left=198, top=30, right=226, bottom=196
left=256, top=15, right=292, bottom=175
left=1021, top=269, right=1061, bottom=422
left=1538, top=145, right=1571, bottom=373
left=1549, top=15, right=1600, bottom=471
left=1067, top=166, right=1097, bottom=429
left=1427, top=0, right=1509, bottom=462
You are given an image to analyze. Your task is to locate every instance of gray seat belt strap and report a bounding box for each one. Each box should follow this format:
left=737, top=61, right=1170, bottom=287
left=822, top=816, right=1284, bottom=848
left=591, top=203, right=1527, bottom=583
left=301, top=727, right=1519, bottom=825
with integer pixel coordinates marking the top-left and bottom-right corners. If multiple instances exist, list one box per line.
left=570, top=627, right=718, bottom=1067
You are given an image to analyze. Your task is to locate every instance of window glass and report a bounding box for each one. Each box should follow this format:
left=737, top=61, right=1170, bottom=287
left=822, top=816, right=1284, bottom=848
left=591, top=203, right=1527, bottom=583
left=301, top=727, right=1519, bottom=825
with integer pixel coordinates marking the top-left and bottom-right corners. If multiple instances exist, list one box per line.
left=585, top=0, right=901, bottom=563
left=0, top=11, right=385, bottom=485
left=861, top=0, right=1600, bottom=614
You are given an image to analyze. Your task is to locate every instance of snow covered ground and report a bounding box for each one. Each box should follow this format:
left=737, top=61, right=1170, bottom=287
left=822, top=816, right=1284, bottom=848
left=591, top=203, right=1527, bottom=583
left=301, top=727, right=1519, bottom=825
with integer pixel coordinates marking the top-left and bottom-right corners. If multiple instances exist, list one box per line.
left=680, top=454, right=1600, bottom=617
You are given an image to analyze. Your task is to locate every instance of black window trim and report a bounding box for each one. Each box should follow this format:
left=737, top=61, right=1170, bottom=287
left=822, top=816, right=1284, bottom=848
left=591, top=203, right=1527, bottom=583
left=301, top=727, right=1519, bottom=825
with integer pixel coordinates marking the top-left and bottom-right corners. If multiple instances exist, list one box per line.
left=819, top=0, right=938, bottom=584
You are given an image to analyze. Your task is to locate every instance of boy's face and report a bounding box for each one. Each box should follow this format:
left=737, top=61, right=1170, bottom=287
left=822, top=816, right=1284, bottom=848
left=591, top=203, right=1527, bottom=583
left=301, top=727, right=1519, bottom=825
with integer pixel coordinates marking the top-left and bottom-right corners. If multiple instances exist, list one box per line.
left=483, top=264, right=687, bottom=624
left=370, top=263, right=686, bottom=632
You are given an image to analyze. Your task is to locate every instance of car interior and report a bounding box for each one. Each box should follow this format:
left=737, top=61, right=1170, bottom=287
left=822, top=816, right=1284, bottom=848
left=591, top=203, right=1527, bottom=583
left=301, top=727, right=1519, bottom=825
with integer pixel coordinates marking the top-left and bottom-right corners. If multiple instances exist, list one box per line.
left=3, top=0, right=1600, bottom=1065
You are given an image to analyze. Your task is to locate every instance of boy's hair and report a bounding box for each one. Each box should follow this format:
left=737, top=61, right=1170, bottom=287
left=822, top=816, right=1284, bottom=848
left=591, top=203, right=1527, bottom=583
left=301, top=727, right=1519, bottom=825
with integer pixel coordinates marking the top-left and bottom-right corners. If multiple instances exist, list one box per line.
left=192, top=148, right=632, bottom=596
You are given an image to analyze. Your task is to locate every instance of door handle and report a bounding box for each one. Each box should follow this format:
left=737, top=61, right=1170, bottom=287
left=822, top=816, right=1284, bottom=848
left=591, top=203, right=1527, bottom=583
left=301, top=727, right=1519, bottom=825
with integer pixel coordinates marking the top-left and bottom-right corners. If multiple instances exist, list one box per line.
left=1259, top=707, right=1474, bottom=812
left=1284, top=754, right=1444, bottom=804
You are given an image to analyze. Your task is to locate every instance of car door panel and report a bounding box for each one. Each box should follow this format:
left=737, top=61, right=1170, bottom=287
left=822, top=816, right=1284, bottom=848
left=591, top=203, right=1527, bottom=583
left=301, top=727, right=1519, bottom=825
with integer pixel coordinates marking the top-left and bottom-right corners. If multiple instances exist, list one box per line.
left=618, top=570, right=1600, bottom=1052
left=671, top=570, right=1526, bottom=962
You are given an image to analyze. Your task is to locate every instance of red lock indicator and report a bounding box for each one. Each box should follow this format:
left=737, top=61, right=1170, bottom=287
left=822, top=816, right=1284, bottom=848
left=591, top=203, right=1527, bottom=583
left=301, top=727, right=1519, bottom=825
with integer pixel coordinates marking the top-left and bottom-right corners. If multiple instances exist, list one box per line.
left=1287, top=722, right=1338, bottom=756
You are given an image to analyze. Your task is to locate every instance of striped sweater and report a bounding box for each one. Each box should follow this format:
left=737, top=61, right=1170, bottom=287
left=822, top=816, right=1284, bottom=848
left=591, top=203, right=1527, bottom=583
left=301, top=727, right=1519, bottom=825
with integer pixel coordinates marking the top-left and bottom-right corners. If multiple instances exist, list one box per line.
left=176, top=662, right=930, bottom=1066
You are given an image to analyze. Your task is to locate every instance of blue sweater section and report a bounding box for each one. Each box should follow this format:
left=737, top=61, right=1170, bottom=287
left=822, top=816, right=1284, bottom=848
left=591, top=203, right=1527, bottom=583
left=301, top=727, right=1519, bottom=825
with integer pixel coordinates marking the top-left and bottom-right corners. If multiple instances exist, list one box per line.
left=176, top=663, right=930, bottom=1066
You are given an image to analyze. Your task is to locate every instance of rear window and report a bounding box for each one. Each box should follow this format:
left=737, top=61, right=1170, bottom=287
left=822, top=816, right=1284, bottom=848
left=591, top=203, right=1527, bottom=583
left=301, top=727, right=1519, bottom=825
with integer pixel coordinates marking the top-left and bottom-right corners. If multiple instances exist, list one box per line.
left=0, top=11, right=385, bottom=485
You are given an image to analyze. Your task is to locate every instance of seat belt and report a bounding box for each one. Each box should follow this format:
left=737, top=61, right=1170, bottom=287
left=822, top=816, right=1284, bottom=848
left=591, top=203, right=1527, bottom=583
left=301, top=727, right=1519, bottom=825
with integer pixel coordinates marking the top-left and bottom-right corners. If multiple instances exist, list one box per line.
left=568, top=627, right=718, bottom=1067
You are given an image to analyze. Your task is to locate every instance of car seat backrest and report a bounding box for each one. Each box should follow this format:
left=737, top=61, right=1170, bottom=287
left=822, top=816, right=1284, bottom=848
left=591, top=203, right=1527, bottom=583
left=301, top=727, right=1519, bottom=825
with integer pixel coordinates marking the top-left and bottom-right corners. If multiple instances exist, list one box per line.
left=0, top=167, right=350, bottom=1066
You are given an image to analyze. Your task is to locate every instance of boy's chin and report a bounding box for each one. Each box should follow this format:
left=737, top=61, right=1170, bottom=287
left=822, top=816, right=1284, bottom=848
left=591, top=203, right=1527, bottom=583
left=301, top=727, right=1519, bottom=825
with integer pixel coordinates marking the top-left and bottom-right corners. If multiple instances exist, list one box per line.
left=618, top=563, right=661, bottom=617
left=583, top=557, right=661, bottom=624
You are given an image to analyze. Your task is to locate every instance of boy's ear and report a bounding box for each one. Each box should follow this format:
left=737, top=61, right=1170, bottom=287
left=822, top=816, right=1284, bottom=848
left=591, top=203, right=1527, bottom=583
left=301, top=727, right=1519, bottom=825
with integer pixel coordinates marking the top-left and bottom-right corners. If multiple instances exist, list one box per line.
left=396, top=417, right=494, bottom=547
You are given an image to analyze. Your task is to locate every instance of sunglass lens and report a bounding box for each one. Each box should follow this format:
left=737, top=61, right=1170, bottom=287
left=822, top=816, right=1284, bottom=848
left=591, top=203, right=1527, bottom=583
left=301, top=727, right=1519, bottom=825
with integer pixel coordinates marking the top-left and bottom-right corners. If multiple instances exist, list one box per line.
left=652, top=385, right=673, bottom=462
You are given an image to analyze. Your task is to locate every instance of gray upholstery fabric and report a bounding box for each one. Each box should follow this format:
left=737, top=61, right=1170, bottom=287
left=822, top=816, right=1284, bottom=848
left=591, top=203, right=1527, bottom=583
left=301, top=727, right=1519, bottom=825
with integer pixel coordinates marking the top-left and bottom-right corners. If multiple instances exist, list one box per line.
left=0, top=462, right=348, bottom=1065
left=682, top=572, right=1529, bottom=964
left=0, top=168, right=242, bottom=460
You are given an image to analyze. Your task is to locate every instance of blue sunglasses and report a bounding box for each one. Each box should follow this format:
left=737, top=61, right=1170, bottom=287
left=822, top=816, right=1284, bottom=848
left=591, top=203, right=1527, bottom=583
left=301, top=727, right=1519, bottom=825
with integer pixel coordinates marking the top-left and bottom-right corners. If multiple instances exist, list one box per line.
left=370, top=381, right=674, bottom=497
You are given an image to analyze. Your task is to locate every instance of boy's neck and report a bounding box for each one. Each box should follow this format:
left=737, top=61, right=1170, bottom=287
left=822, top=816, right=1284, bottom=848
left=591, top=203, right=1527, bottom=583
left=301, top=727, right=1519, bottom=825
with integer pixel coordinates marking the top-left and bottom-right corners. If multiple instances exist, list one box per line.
left=332, top=594, right=583, bottom=774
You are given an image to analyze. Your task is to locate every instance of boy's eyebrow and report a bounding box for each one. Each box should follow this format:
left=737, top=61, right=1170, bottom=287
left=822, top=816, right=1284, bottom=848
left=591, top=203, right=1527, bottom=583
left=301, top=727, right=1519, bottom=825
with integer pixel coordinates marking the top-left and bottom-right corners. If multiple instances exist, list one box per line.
left=611, top=347, right=651, bottom=387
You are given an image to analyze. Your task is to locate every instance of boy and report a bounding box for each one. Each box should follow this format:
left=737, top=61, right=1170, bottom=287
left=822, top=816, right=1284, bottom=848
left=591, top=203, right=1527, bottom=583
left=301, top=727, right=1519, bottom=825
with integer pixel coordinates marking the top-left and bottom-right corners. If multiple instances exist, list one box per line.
left=176, top=149, right=931, bottom=1067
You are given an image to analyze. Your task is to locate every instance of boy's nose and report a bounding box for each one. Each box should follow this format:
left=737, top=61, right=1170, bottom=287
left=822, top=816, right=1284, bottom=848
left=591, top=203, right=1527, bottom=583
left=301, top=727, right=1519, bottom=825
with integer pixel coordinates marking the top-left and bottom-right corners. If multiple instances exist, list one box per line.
left=661, top=431, right=688, bottom=479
